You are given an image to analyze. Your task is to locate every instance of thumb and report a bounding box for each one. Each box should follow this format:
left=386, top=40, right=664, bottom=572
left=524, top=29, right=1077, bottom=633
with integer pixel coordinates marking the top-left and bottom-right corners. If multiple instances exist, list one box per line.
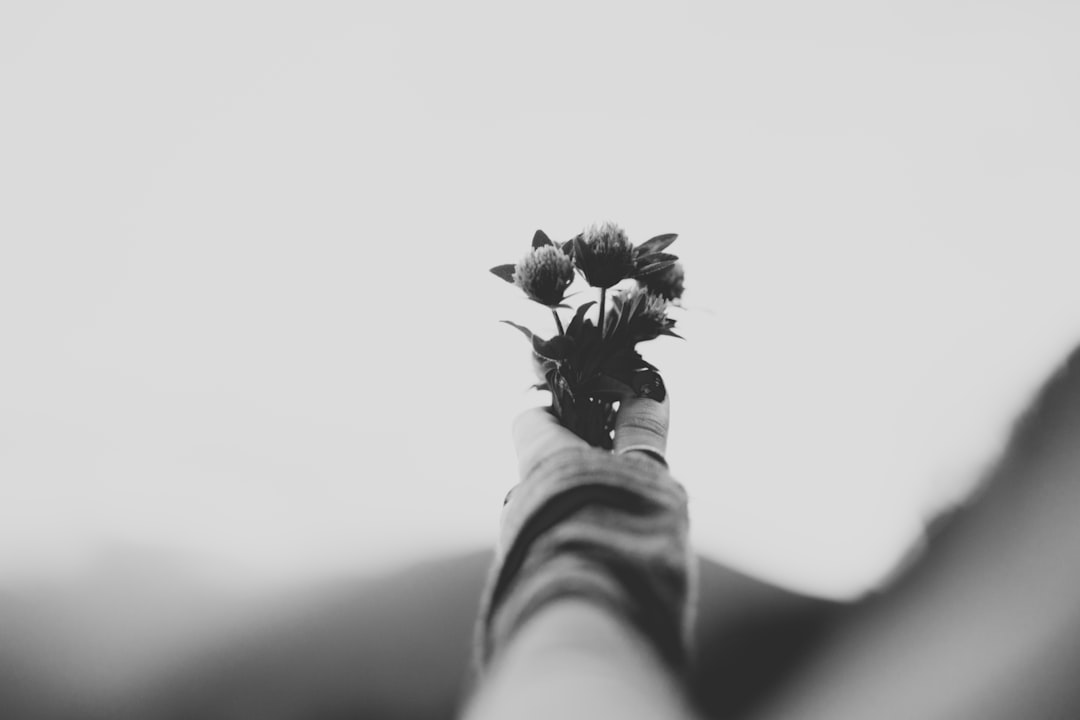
left=613, top=395, right=670, bottom=465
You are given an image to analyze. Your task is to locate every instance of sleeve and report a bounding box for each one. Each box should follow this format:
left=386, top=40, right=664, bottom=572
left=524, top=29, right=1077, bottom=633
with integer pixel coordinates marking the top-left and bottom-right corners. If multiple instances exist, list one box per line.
left=472, top=445, right=696, bottom=673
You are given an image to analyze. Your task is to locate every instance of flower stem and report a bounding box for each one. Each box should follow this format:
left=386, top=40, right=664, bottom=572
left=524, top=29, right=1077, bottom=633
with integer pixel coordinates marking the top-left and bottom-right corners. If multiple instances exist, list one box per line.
left=551, top=307, right=565, bottom=335
left=599, top=287, right=607, bottom=339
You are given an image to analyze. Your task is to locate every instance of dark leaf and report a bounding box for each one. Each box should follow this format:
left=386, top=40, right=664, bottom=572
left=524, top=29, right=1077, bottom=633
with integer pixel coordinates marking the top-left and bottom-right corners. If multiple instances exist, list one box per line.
left=606, top=293, right=633, bottom=337
left=602, top=348, right=647, bottom=373
left=631, top=370, right=667, bottom=401
left=532, top=229, right=553, bottom=248
left=635, top=252, right=679, bottom=269
left=571, top=235, right=591, bottom=273
left=550, top=383, right=565, bottom=417
left=580, top=373, right=636, bottom=400
left=604, top=307, right=619, bottom=336
left=551, top=368, right=574, bottom=399
left=490, top=264, right=517, bottom=283
left=635, top=233, right=678, bottom=257
left=549, top=370, right=574, bottom=420
left=533, top=355, right=558, bottom=375
left=632, top=259, right=679, bottom=278
left=532, top=334, right=574, bottom=361
left=567, top=301, right=596, bottom=336
left=625, top=289, right=644, bottom=311
left=500, top=320, right=534, bottom=342
left=581, top=346, right=607, bottom=378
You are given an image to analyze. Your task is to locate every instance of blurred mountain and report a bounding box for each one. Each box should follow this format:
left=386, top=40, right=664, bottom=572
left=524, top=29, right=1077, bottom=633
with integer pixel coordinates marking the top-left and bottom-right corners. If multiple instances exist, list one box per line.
left=0, top=551, right=840, bottom=720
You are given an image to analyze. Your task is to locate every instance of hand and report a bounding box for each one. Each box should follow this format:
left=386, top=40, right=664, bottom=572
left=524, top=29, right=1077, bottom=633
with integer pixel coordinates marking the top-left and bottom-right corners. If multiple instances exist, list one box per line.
left=512, top=394, right=671, bottom=480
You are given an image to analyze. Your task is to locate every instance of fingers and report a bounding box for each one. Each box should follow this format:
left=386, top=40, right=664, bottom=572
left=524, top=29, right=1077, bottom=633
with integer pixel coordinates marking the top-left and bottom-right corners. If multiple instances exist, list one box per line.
left=613, top=395, right=670, bottom=465
left=512, top=405, right=588, bottom=479
left=511, top=387, right=670, bottom=480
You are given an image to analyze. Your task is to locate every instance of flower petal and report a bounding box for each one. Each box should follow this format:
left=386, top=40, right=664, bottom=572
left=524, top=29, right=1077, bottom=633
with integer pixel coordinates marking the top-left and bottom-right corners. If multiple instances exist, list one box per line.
left=490, top=264, right=517, bottom=283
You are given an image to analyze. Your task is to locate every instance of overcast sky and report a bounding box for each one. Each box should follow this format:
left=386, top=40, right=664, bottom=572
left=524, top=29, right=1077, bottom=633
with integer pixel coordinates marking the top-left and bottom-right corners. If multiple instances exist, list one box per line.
left=2, top=1, right=1078, bottom=599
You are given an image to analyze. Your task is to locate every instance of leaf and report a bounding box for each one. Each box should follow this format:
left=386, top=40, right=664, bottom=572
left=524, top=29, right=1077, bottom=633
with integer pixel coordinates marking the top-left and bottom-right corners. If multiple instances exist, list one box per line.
left=605, top=292, right=629, bottom=336
left=532, top=334, right=574, bottom=361
left=635, top=233, right=678, bottom=257
left=567, top=301, right=596, bottom=336
left=632, top=259, right=678, bottom=278
left=550, top=380, right=565, bottom=417
left=604, top=306, right=619, bottom=336
left=580, top=373, right=636, bottom=400
left=490, top=264, right=517, bottom=283
left=635, top=252, right=679, bottom=269
left=602, top=348, right=647, bottom=373
left=571, top=235, right=591, bottom=274
left=630, top=370, right=667, bottom=401
left=550, top=367, right=573, bottom=397
left=621, top=287, right=640, bottom=314
left=500, top=320, right=534, bottom=342
left=532, top=229, right=553, bottom=248
left=548, top=370, right=574, bottom=421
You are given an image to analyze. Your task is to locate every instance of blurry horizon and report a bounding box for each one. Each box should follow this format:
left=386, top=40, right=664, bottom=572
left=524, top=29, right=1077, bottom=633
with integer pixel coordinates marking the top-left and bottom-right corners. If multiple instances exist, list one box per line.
left=2, top=1, right=1079, bottom=600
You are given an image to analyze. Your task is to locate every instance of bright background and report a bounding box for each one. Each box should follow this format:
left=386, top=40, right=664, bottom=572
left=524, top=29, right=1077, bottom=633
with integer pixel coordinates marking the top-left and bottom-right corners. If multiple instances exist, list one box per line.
left=2, top=1, right=1079, bottom=600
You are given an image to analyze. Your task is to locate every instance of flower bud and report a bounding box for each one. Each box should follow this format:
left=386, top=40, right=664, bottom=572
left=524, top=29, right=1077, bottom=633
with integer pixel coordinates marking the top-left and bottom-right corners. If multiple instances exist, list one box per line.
left=574, top=222, right=635, bottom=289
left=638, top=262, right=685, bottom=302
left=513, top=245, right=575, bottom=307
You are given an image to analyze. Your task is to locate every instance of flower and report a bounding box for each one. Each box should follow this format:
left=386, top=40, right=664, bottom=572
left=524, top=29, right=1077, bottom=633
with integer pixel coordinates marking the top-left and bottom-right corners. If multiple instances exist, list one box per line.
left=637, top=261, right=685, bottom=302
left=490, top=223, right=686, bottom=449
left=570, top=222, right=635, bottom=289
left=490, top=229, right=575, bottom=307
left=606, top=285, right=680, bottom=342
left=512, top=245, right=575, bottom=306
left=567, top=224, right=681, bottom=289
left=630, top=285, right=669, bottom=324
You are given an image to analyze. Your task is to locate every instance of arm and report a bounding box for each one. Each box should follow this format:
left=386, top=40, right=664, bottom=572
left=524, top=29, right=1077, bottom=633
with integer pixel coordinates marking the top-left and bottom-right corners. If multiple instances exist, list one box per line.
left=463, top=396, right=701, bottom=720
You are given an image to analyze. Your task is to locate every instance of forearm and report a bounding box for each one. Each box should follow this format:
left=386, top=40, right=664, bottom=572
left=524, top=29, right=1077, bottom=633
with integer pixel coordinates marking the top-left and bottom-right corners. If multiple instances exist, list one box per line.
left=465, top=599, right=700, bottom=720
left=465, top=443, right=696, bottom=718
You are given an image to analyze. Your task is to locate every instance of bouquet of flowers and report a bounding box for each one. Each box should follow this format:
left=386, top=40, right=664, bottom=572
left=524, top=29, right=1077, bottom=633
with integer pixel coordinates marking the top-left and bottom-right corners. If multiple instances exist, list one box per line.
left=491, top=222, right=686, bottom=449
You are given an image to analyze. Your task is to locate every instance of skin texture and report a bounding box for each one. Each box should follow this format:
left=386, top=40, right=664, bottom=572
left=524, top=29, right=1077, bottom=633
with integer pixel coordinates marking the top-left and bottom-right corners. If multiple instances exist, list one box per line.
left=465, top=599, right=699, bottom=720
left=511, top=395, right=671, bottom=478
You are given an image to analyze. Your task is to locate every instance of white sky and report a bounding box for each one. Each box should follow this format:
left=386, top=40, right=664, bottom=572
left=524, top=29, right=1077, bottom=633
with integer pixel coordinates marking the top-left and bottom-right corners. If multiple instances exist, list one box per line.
left=1, top=1, right=1078, bottom=599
